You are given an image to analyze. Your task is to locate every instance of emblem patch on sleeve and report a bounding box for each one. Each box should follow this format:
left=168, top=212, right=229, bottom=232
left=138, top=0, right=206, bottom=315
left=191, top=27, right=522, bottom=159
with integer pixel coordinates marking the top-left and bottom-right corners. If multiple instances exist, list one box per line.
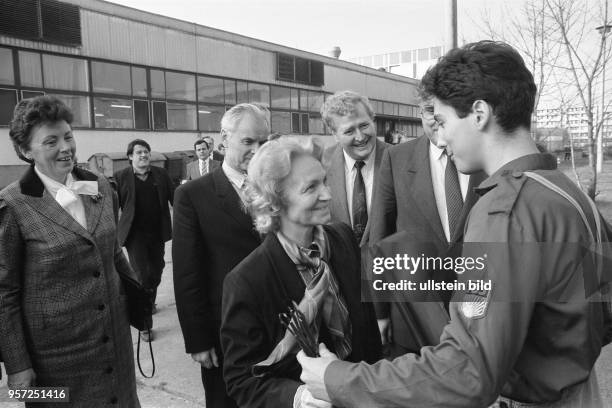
left=460, top=287, right=491, bottom=319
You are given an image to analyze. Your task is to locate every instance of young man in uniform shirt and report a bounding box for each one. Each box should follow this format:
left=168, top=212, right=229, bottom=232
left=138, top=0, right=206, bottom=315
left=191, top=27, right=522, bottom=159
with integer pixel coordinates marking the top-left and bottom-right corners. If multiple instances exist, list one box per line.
left=298, top=41, right=611, bottom=408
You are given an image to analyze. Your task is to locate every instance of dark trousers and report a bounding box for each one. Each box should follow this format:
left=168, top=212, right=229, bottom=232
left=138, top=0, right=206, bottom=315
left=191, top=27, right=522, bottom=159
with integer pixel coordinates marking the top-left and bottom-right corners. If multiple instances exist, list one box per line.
left=125, top=232, right=165, bottom=307
left=201, top=352, right=237, bottom=408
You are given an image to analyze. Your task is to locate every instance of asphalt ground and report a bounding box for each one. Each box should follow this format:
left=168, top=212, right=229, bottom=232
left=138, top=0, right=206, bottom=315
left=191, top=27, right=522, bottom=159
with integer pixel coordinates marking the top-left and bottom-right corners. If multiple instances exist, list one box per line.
left=1, top=243, right=612, bottom=407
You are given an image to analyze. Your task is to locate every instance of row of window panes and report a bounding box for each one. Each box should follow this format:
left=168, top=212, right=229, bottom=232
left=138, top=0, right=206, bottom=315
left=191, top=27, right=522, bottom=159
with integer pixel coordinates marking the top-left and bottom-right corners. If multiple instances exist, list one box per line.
left=1, top=47, right=418, bottom=118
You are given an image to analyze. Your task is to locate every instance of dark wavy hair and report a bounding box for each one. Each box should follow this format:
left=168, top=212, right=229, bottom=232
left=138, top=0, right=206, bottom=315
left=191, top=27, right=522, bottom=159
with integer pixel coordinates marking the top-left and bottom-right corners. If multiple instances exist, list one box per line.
left=9, top=95, right=74, bottom=163
left=126, top=139, right=151, bottom=157
left=419, top=41, right=536, bottom=133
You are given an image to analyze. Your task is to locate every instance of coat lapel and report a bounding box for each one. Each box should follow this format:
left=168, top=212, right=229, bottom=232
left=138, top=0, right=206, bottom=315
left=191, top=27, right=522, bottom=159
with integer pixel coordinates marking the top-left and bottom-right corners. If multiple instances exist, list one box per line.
left=408, top=137, right=446, bottom=246
left=327, top=146, right=350, bottom=226
left=19, top=166, right=96, bottom=241
left=212, top=168, right=260, bottom=241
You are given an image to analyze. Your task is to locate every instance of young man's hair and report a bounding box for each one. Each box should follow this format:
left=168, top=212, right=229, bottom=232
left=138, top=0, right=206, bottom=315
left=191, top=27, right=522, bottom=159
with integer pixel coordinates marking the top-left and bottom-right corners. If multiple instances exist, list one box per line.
left=126, top=139, right=151, bottom=156
left=419, top=41, right=536, bottom=133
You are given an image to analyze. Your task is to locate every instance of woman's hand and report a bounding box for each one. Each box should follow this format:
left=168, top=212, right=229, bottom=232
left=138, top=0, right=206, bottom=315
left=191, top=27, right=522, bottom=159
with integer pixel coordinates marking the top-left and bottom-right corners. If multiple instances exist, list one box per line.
left=8, top=368, right=36, bottom=388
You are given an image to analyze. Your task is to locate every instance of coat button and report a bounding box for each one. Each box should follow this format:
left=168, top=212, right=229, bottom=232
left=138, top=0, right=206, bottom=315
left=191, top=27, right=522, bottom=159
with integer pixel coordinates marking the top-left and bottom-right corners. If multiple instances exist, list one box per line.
left=93, top=271, right=101, bottom=278
left=105, top=366, right=113, bottom=374
left=98, top=304, right=105, bottom=311
left=102, top=335, right=110, bottom=343
left=110, top=396, right=118, bottom=404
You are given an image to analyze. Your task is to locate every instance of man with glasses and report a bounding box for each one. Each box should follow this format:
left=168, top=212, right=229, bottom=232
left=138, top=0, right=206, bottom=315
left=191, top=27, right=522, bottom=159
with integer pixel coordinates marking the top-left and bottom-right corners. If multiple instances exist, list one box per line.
left=368, top=96, right=485, bottom=359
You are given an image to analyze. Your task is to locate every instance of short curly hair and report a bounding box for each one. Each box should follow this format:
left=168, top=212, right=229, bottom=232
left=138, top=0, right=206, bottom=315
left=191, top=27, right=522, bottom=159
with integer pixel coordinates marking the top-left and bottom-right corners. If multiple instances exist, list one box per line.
left=9, top=95, right=74, bottom=163
left=246, top=137, right=322, bottom=234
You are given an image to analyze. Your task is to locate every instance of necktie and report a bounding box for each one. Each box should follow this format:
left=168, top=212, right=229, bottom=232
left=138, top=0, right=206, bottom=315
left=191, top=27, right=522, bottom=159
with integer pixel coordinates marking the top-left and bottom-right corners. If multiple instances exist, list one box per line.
left=199, top=160, right=205, bottom=176
left=445, top=153, right=464, bottom=241
left=352, top=160, right=367, bottom=242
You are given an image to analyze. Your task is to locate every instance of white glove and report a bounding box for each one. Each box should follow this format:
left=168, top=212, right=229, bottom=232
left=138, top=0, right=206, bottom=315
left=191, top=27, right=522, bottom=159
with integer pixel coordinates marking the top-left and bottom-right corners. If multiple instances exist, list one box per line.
left=293, top=385, right=332, bottom=408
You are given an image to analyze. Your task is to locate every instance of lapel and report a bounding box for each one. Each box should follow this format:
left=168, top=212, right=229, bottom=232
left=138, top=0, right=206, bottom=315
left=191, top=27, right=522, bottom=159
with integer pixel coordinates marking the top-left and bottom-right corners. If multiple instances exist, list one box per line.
left=407, top=137, right=446, bottom=246
left=327, top=145, right=351, bottom=225
left=212, top=168, right=260, bottom=241
left=19, top=166, right=99, bottom=241
left=361, top=139, right=387, bottom=246
left=264, top=233, right=305, bottom=303
left=74, top=167, right=105, bottom=234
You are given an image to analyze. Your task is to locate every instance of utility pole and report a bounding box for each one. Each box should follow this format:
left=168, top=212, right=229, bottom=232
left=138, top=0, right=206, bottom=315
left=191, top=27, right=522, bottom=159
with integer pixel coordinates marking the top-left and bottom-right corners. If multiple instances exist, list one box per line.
left=445, top=0, right=458, bottom=51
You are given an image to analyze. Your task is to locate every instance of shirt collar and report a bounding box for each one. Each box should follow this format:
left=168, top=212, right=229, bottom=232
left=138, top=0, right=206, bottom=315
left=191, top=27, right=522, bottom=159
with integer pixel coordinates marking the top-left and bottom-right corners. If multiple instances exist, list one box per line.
left=429, top=140, right=446, bottom=161
left=34, top=166, right=74, bottom=197
left=476, top=153, right=558, bottom=195
left=222, top=161, right=247, bottom=189
left=342, top=143, right=376, bottom=172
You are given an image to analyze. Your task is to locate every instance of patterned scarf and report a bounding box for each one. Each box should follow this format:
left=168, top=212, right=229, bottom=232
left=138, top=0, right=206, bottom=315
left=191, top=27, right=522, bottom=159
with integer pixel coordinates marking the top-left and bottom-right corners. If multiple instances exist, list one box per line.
left=252, top=226, right=353, bottom=377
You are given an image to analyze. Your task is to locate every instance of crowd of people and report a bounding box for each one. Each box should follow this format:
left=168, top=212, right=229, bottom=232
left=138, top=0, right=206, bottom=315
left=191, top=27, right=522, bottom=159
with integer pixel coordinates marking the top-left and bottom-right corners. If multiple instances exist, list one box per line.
left=1, top=40, right=611, bottom=408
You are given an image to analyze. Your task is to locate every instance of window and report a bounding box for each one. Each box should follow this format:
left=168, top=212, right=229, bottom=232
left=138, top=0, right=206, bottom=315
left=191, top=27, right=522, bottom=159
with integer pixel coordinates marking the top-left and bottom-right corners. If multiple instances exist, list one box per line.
left=0, top=0, right=81, bottom=46
left=389, top=52, right=400, bottom=65
left=132, top=67, right=147, bottom=98
left=309, top=114, right=324, bottom=134
left=383, top=102, right=394, bottom=116
left=292, top=112, right=300, bottom=133
left=150, top=70, right=165, bottom=98
left=153, top=101, right=167, bottom=129
left=0, top=48, right=14, bottom=85
left=418, top=48, right=429, bottom=61
left=430, top=46, right=442, bottom=59
left=236, top=81, right=248, bottom=104
left=166, top=72, right=196, bottom=101
left=167, top=103, right=197, bottom=130
left=92, top=61, right=131, bottom=95
left=134, top=99, right=149, bottom=129
left=21, top=90, right=44, bottom=100
left=301, top=113, right=309, bottom=133
left=224, top=79, right=236, bottom=105
left=198, top=104, right=224, bottom=132
left=399, top=104, right=410, bottom=117
left=401, top=51, right=411, bottom=63
left=299, top=90, right=307, bottom=111
left=307, top=91, right=324, bottom=112
left=93, top=97, right=133, bottom=129
left=43, top=54, right=88, bottom=91
left=198, top=76, right=224, bottom=104
left=373, top=55, right=383, bottom=67
left=48, top=94, right=90, bottom=127
left=271, top=86, right=291, bottom=109
left=248, top=83, right=270, bottom=107
left=276, top=53, right=324, bottom=86
left=19, top=51, right=42, bottom=87
left=271, top=111, right=291, bottom=134
left=0, top=88, right=17, bottom=125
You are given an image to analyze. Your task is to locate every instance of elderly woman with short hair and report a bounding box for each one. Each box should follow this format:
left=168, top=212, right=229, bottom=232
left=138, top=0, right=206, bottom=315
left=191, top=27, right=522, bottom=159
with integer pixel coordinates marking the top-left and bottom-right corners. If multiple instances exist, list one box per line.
left=220, top=138, right=381, bottom=408
left=0, top=96, right=139, bottom=406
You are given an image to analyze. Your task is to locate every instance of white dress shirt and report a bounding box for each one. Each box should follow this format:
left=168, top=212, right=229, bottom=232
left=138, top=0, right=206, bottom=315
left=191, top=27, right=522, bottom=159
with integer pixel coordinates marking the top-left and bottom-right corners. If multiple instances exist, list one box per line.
left=429, top=142, right=470, bottom=242
left=343, top=146, right=376, bottom=227
left=222, top=161, right=248, bottom=205
left=35, top=167, right=93, bottom=230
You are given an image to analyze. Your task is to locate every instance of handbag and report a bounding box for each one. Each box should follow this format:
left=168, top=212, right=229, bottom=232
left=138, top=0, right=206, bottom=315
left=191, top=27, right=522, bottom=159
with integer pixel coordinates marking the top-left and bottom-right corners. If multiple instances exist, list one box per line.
left=117, top=268, right=156, bottom=378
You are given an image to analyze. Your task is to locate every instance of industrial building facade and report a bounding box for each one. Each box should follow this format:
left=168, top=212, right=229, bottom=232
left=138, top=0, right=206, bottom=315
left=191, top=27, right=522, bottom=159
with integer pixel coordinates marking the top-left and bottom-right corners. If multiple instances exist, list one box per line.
left=0, top=0, right=422, bottom=187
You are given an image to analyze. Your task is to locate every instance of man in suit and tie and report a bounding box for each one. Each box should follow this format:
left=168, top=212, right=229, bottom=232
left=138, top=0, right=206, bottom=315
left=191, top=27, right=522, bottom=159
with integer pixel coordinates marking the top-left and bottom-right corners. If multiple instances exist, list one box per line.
left=184, top=138, right=221, bottom=182
left=320, top=90, right=387, bottom=252
left=369, top=96, right=485, bottom=358
left=173, top=103, right=269, bottom=408
left=114, top=139, right=175, bottom=341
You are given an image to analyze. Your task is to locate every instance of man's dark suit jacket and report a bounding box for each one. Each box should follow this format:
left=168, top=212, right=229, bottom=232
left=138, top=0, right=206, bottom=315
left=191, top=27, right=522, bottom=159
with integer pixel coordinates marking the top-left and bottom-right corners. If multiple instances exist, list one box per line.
left=322, top=139, right=387, bottom=248
left=369, top=135, right=485, bottom=352
left=221, top=223, right=382, bottom=408
left=113, top=165, right=174, bottom=246
left=173, top=167, right=261, bottom=353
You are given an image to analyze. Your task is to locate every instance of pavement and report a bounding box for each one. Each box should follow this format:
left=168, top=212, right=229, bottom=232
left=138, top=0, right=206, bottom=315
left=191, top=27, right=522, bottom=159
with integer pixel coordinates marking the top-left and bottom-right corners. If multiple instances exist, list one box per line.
left=1, top=241, right=612, bottom=406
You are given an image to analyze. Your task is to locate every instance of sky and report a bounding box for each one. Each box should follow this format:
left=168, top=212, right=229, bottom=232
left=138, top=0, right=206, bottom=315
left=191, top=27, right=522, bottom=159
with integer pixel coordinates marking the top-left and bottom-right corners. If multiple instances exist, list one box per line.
left=106, top=0, right=512, bottom=59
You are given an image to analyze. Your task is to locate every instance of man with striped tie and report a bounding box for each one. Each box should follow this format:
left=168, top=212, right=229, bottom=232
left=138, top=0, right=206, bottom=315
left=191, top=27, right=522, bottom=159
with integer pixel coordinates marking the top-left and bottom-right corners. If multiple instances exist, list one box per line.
left=184, top=138, right=221, bottom=182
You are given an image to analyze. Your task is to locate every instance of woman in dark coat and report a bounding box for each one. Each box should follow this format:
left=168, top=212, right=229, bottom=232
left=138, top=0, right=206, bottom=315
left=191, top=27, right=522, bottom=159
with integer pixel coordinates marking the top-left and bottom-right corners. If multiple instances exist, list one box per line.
left=221, top=138, right=381, bottom=408
left=0, top=96, right=139, bottom=407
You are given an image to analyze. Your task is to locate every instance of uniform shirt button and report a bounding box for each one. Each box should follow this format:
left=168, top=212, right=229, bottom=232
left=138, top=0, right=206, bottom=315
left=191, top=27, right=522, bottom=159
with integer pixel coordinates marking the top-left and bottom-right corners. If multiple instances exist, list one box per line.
left=102, top=335, right=110, bottom=343
left=93, top=271, right=101, bottom=278
left=105, top=366, right=113, bottom=374
left=98, top=304, right=105, bottom=311
left=512, top=171, right=523, bottom=178
left=110, top=396, right=118, bottom=404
